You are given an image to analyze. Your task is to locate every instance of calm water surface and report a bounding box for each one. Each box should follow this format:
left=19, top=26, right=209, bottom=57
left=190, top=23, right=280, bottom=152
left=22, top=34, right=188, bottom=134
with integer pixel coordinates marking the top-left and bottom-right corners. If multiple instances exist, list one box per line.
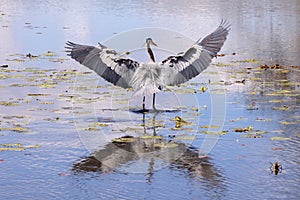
left=0, top=0, right=299, bottom=199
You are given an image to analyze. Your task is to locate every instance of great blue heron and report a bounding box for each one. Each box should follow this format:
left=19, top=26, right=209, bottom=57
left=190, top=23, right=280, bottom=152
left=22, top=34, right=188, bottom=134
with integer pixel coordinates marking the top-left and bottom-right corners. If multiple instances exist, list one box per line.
left=66, top=20, right=230, bottom=112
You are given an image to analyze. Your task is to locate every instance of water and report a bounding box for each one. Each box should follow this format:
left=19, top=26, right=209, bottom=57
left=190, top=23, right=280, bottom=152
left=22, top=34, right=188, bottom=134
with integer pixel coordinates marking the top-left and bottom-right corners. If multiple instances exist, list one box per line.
left=0, top=0, right=299, bottom=199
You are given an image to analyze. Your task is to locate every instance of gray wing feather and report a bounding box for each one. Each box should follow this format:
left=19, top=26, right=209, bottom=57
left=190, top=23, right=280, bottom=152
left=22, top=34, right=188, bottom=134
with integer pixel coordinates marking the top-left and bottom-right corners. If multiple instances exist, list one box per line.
left=65, top=41, right=139, bottom=88
left=161, top=19, right=230, bottom=86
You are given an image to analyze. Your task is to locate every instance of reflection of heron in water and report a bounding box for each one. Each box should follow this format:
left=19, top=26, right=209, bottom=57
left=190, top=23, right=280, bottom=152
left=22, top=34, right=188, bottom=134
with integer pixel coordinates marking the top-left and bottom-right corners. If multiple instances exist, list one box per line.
left=72, top=113, right=223, bottom=184
left=66, top=20, right=230, bottom=112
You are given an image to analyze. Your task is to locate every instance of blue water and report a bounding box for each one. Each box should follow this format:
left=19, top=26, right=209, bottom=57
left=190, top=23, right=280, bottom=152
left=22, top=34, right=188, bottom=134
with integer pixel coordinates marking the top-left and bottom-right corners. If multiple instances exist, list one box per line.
left=0, top=0, right=299, bottom=199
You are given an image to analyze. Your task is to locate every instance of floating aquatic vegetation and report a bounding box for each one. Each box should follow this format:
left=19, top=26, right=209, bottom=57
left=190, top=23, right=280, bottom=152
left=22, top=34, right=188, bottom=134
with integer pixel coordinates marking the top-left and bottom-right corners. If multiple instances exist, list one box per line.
left=270, top=137, right=291, bottom=141
left=234, top=126, right=253, bottom=132
left=268, top=99, right=283, bottom=103
left=0, top=74, right=11, bottom=80
left=27, top=93, right=51, bottom=97
left=200, top=130, right=228, bottom=135
left=200, top=125, right=220, bottom=129
left=112, top=136, right=135, bottom=143
left=174, top=116, right=187, bottom=123
left=280, top=121, right=296, bottom=125
left=259, top=64, right=299, bottom=71
left=44, top=51, right=56, bottom=57
left=190, top=107, right=199, bottom=112
left=272, top=106, right=289, bottom=110
left=0, top=126, right=31, bottom=133
left=233, top=58, right=259, bottom=63
left=0, top=101, right=19, bottom=106
left=2, top=115, right=25, bottom=119
left=90, top=122, right=109, bottom=127
left=0, top=143, right=40, bottom=152
left=172, top=116, right=192, bottom=129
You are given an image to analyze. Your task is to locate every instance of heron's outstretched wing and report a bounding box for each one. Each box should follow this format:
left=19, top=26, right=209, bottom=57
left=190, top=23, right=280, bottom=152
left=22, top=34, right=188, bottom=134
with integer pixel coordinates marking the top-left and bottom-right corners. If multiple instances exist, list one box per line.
left=161, top=19, right=230, bottom=86
left=66, top=41, right=139, bottom=88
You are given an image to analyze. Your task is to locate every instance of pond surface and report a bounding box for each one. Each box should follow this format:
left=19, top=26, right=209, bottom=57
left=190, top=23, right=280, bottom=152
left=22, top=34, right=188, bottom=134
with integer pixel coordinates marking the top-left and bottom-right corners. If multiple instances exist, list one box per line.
left=0, top=0, right=299, bottom=199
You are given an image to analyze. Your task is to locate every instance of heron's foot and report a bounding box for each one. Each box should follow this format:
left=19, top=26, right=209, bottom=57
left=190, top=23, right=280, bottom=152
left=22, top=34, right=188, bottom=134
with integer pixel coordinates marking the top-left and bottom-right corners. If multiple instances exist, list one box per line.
left=130, top=108, right=149, bottom=114
left=142, top=108, right=150, bottom=113
left=152, top=105, right=159, bottom=113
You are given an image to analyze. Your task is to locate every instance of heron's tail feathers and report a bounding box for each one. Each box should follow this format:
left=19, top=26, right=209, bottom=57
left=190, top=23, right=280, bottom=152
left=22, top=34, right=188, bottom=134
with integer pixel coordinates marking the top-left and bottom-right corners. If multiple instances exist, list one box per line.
left=133, top=85, right=161, bottom=96
left=130, top=64, right=165, bottom=96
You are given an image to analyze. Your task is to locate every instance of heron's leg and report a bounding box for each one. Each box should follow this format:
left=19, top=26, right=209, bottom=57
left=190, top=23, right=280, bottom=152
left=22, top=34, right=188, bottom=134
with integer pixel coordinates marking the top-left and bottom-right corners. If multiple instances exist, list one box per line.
left=152, top=93, right=158, bottom=111
left=142, top=96, right=146, bottom=111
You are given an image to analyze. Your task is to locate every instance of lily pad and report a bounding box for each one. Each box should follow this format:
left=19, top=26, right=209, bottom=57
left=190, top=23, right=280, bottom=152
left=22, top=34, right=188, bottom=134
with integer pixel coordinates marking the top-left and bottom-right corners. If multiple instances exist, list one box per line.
left=200, top=130, right=228, bottom=135
left=0, top=101, right=19, bottom=106
left=234, top=126, right=253, bottom=132
left=112, top=136, right=135, bottom=143
left=270, top=137, right=291, bottom=141
left=0, top=126, right=31, bottom=133
left=200, top=125, right=220, bottom=129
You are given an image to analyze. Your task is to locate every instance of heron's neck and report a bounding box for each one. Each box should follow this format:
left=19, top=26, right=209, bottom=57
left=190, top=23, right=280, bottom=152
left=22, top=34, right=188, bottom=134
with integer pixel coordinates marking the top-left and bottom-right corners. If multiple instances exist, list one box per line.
left=147, top=45, right=155, bottom=63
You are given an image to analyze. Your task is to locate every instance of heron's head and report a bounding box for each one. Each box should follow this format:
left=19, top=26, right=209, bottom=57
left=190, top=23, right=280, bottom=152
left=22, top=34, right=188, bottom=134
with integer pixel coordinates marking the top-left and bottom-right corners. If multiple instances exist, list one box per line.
left=145, top=38, right=157, bottom=47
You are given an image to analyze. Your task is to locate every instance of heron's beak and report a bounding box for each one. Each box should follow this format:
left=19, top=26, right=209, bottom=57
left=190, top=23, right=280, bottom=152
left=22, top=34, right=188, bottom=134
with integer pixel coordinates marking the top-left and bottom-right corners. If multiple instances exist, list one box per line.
left=151, top=40, right=157, bottom=46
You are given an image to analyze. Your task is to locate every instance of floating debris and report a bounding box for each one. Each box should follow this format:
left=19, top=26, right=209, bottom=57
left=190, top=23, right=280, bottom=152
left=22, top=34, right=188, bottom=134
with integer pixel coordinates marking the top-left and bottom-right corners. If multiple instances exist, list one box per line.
left=0, top=64, right=8, bottom=68
left=26, top=53, right=39, bottom=59
left=259, top=64, right=285, bottom=70
left=272, top=147, right=283, bottom=151
left=200, top=86, right=207, bottom=92
left=270, top=162, right=282, bottom=175
left=255, top=118, right=273, bottom=122
left=85, top=127, right=100, bottom=131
